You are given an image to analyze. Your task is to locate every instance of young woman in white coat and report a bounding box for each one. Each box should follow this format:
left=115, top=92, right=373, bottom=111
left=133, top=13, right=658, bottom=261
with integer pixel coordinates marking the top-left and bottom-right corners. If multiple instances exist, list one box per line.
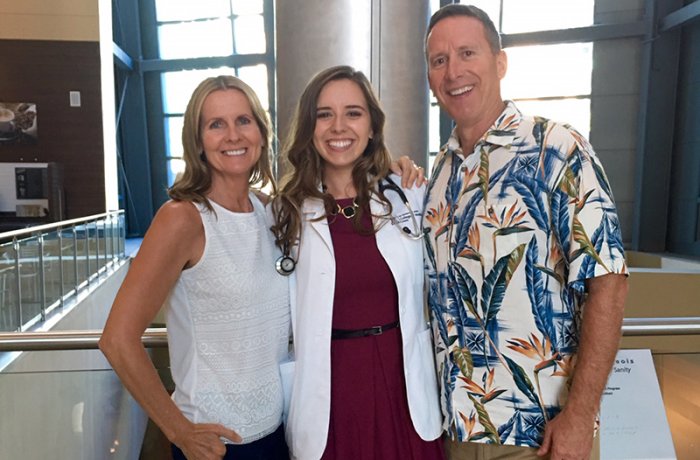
left=272, top=66, right=444, bottom=460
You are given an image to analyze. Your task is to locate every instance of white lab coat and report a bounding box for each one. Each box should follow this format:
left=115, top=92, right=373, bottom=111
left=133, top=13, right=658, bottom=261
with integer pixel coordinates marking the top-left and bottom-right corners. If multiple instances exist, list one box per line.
left=285, top=177, right=442, bottom=460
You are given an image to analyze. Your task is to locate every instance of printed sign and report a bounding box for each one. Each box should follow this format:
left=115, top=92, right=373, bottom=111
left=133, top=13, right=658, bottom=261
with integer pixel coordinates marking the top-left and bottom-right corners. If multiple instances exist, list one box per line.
left=600, top=349, right=676, bottom=459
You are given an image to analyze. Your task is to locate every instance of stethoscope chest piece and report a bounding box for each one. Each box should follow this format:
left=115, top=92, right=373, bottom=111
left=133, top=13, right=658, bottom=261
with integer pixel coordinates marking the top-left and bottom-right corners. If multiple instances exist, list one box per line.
left=275, top=254, right=296, bottom=276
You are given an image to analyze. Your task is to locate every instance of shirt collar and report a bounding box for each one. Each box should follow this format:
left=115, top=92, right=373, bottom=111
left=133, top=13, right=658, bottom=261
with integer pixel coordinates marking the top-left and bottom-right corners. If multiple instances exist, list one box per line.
left=444, top=100, right=522, bottom=155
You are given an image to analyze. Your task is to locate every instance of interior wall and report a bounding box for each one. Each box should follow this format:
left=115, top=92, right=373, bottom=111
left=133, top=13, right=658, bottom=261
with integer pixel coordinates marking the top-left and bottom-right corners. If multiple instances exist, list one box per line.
left=0, top=40, right=106, bottom=218
left=668, top=20, right=700, bottom=255
left=591, top=0, right=645, bottom=245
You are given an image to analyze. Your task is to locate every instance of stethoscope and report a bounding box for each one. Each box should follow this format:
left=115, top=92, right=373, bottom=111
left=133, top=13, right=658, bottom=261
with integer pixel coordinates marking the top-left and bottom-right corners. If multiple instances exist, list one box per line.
left=274, top=175, right=428, bottom=276
left=378, top=175, right=429, bottom=241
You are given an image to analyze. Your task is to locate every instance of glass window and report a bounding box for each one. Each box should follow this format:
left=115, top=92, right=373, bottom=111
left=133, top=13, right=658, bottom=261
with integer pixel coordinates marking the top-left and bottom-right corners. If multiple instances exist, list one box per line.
left=231, top=0, right=263, bottom=15
left=501, top=43, right=592, bottom=99
left=164, top=116, right=185, bottom=158
left=233, top=15, right=266, bottom=54
left=514, top=98, right=591, bottom=138
left=501, top=0, right=594, bottom=33
left=161, top=67, right=236, bottom=114
left=429, top=101, right=441, bottom=153
left=155, top=0, right=229, bottom=22
left=158, top=19, right=233, bottom=59
left=237, top=64, right=269, bottom=110
left=167, top=158, right=186, bottom=186
left=463, top=0, right=501, bottom=28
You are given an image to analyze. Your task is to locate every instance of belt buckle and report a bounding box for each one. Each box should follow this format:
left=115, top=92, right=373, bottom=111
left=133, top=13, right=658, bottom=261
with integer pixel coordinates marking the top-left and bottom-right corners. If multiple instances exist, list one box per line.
left=367, top=325, right=383, bottom=336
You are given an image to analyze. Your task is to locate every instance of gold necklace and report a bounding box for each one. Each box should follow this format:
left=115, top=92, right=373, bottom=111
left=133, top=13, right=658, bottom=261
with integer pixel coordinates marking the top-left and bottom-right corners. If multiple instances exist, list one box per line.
left=335, top=199, right=359, bottom=219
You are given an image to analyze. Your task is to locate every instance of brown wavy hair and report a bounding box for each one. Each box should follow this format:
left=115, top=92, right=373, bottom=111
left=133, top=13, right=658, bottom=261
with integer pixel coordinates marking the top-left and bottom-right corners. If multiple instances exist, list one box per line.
left=271, top=65, right=393, bottom=251
left=168, top=75, right=276, bottom=210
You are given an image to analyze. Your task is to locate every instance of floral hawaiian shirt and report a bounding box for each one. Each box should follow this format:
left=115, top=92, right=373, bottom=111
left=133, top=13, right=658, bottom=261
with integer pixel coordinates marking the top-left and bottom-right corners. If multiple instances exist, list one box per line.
left=423, top=101, right=628, bottom=447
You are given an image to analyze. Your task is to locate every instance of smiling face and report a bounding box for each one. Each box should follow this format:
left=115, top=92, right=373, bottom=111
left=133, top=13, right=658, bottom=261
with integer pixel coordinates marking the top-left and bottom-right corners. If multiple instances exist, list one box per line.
left=199, top=88, right=263, bottom=186
left=427, top=15, right=507, bottom=139
left=313, top=78, right=373, bottom=177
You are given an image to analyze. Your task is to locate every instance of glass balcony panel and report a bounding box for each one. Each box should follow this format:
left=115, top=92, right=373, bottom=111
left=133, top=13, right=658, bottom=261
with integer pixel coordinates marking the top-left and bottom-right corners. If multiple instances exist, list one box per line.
left=17, top=236, right=41, bottom=327
left=59, top=228, right=77, bottom=298
left=0, top=241, right=19, bottom=332
left=42, top=231, right=63, bottom=313
left=86, top=222, right=98, bottom=279
left=118, top=214, right=126, bottom=258
left=97, top=220, right=108, bottom=272
left=74, top=224, right=90, bottom=287
left=0, top=211, right=126, bottom=332
left=0, top=355, right=150, bottom=459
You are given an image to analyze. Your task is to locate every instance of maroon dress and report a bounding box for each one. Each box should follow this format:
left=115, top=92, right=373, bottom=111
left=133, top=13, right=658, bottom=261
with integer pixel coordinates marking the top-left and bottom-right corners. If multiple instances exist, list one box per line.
left=321, top=199, right=444, bottom=460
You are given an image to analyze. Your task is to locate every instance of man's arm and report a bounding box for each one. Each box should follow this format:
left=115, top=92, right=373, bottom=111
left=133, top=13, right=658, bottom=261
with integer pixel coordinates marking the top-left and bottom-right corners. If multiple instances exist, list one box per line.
left=538, top=273, right=628, bottom=460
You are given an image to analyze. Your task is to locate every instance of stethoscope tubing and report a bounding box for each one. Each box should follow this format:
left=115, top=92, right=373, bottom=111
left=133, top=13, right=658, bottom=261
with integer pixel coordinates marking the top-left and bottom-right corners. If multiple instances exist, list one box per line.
left=275, top=176, right=427, bottom=275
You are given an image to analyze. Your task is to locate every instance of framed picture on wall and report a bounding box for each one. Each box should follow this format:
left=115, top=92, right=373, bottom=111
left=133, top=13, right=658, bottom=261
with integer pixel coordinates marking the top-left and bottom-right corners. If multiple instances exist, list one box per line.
left=0, top=102, right=38, bottom=145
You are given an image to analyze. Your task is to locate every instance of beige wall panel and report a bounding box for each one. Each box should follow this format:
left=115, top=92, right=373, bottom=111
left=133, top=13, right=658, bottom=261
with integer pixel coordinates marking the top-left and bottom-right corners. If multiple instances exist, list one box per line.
left=0, top=14, right=98, bottom=41
left=0, top=0, right=98, bottom=41
left=0, top=0, right=96, bottom=15
left=626, top=271, right=700, bottom=317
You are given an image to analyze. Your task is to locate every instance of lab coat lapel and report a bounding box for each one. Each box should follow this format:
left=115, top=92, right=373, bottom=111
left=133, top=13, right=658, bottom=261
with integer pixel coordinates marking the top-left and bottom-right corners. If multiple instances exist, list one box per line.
left=302, top=198, right=334, bottom=256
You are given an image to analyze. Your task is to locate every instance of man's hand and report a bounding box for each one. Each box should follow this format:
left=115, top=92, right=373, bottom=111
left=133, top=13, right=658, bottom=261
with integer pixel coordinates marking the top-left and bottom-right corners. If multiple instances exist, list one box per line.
left=173, top=422, right=241, bottom=460
left=389, top=155, right=426, bottom=188
left=538, top=273, right=627, bottom=460
left=537, top=406, right=595, bottom=460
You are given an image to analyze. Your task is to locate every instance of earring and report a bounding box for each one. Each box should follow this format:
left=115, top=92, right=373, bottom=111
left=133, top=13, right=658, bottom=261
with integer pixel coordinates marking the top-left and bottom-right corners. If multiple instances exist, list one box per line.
left=200, top=151, right=207, bottom=162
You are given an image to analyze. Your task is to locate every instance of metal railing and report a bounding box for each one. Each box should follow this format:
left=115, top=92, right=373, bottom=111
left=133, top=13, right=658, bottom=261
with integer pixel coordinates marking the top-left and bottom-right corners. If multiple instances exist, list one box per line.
left=0, top=317, right=699, bottom=352
left=0, top=211, right=126, bottom=332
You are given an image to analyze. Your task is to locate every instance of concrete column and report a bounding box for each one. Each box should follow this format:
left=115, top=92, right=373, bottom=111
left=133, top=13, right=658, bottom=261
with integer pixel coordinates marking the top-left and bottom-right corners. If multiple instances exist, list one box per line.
left=374, top=0, right=431, bottom=167
left=275, top=0, right=372, bottom=143
left=275, top=0, right=430, bottom=167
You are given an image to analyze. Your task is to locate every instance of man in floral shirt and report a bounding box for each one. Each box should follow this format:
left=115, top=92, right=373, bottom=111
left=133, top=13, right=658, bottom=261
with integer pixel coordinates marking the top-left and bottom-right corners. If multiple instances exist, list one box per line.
left=423, top=5, right=628, bottom=460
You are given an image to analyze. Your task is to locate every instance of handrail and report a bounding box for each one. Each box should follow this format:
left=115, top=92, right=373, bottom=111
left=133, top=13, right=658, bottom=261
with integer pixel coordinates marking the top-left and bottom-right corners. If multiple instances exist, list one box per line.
left=0, top=328, right=167, bottom=351
left=1, top=317, right=700, bottom=352
left=0, top=210, right=124, bottom=241
left=621, top=317, right=700, bottom=336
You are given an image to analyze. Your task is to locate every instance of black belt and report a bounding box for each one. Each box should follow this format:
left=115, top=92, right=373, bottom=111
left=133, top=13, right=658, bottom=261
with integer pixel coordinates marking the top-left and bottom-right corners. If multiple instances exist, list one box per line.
left=331, top=320, right=400, bottom=340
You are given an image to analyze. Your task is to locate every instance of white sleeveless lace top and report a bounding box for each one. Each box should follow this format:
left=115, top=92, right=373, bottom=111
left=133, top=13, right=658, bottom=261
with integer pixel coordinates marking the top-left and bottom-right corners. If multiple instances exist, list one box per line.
left=165, top=194, right=290, bottom=443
